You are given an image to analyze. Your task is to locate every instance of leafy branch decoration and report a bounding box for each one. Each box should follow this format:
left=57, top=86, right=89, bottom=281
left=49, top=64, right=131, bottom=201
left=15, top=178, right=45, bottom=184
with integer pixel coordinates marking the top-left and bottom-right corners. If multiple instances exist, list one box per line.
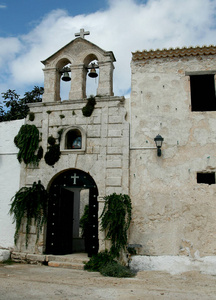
left=82, top=95, right=96, bottom=117
left=100, top=193, right=132, bottom=258
left=9, top=181, right=48, bottom=247
left=14, top=124, right=42, bottom=165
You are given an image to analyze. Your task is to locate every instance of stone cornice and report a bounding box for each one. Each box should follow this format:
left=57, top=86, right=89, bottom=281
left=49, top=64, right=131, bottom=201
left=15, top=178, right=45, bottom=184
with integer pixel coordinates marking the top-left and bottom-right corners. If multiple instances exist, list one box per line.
left=132, top=45, right=216, bottom=61
left=27, top=96, right=125, bottom=108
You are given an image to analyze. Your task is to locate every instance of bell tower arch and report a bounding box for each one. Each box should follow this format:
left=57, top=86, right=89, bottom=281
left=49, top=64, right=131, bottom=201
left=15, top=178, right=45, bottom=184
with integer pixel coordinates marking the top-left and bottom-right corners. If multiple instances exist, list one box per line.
left=41, top=30, right=116, bottom=102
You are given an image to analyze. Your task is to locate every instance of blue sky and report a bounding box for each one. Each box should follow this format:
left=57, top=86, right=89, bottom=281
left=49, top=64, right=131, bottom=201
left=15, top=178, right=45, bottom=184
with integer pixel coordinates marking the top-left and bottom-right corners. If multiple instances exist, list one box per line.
left=0, top=0, right=109, bottom=36
left=0, top=0, right=216, bottom=103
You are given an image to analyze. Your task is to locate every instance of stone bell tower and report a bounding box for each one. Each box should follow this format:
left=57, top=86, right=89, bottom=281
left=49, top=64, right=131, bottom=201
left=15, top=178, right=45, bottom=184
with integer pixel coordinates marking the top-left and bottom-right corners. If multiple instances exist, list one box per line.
left=16, top=29, right=129, bottom=257
left=41, top=29, right=116, bottom=102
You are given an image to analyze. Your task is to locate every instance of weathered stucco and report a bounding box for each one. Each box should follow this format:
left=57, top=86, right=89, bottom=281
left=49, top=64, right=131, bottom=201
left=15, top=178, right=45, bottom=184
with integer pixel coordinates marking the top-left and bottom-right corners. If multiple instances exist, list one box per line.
left=0, top=119, right=24, bottom=249
left=129, top=54, right=216, bottom=257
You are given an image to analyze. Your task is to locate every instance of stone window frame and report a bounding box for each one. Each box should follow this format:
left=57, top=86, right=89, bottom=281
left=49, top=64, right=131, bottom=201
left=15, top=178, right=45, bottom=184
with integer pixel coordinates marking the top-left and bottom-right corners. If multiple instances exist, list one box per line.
left=185, top=70, right=216, bottom=112
left=60, top=126, right=86, bottom=154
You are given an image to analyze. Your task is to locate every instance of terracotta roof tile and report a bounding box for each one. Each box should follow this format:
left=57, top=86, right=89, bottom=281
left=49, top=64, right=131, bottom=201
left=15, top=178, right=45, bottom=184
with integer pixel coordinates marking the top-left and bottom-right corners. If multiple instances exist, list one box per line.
left=132, top=45, right=216, bottom=61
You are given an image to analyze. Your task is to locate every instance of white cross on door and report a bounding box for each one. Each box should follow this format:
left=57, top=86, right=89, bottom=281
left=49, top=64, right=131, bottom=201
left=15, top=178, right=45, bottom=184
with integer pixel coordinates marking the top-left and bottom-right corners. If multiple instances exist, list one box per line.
left=71, top=173, right=79, bottom=184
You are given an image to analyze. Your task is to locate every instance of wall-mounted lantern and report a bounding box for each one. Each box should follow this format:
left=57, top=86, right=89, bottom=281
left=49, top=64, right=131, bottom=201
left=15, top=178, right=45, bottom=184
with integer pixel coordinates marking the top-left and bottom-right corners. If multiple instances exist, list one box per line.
left=154, top=134, right=164, bottom=157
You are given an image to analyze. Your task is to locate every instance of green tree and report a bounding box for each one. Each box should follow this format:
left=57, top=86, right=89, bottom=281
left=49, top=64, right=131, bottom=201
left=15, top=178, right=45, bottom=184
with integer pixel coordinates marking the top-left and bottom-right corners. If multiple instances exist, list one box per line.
left=22, top=86, right=44, bottom=104
left=0, top=86, right=43, bottom=122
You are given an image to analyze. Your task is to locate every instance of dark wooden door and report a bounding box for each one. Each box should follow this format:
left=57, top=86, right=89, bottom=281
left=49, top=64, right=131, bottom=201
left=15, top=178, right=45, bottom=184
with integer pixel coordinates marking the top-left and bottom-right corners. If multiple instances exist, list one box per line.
left=46, top=169, right=99, bottom=256
left=46, top=188, right=74, bottom=255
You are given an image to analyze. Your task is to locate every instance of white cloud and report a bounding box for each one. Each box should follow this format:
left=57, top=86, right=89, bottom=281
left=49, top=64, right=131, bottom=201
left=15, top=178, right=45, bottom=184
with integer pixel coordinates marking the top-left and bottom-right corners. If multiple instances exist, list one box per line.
left=1, top=0, right=216, bottom=98
left=0, top=37, right=21, bottom=67
left=0, top=5, right=6, bottom=9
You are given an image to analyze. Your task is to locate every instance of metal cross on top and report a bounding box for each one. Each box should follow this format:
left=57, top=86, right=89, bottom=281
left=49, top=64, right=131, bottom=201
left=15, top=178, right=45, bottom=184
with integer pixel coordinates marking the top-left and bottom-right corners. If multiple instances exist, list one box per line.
left=75, top=28, right=90, bottom=39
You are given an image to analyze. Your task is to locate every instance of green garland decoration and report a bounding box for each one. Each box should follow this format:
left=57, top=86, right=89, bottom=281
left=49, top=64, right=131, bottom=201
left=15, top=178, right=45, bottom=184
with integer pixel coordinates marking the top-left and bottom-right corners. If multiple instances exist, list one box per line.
left=44, top=135, right=61, bottom=166
left=57, top=128, right=64, bottom=143
left=100, top=193, right=132, bottom=258
left=82, top=95, right=96, bottom=117
left=47, top=135, right=56, bottom=146
left=14, top=124, right=41, bottom=165
left=28, top=112, right=35, bottom=121
left=37, top=146, right=43, bottom=160
left=9, top=181, right=48, bottom=247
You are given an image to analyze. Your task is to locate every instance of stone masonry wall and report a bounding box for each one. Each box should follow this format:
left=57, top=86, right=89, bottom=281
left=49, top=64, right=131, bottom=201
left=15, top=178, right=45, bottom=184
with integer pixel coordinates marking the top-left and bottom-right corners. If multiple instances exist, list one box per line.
left=16, top=96, right=129, bottom=254
left=129, top=55, right=216, bottom=257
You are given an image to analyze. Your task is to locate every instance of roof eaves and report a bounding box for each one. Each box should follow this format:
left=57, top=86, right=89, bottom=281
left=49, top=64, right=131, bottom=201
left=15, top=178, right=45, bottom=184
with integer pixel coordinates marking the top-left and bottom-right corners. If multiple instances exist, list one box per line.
left=132, top=45, right=216, bottom=61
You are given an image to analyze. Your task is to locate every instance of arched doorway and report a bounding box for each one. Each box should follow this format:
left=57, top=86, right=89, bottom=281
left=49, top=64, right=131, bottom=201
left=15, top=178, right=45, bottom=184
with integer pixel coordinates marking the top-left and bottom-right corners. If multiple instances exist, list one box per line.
left=45, top=169, right=99, bottom=257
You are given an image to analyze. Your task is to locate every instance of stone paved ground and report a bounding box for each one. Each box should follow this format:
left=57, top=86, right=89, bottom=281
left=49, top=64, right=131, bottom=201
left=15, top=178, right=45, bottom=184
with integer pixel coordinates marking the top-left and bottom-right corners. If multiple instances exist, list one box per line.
left=0, top=263, right=216, bottom=299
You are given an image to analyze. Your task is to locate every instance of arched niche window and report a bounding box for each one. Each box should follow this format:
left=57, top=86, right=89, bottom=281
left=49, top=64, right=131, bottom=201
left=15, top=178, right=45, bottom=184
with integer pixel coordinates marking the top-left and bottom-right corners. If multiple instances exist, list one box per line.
left=60, top=126, right=86, bottom=154
left=66, top=129, right=81, bottom=149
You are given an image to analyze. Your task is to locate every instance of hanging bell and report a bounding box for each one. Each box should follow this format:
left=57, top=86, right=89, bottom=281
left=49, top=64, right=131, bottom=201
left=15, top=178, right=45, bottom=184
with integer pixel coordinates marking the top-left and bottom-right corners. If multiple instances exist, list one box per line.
left=88, top=67, right=98, bottom=78
left=62, top=71, right=71, bottom=82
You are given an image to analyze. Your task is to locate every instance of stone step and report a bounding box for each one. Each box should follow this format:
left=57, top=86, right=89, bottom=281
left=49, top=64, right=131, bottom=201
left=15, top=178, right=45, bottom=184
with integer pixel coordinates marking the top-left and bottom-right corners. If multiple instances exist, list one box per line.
left=11, top=252, right=90, bottom=267
left=46, top=253, right=89, bottom=264
left=48, top=261, right=85, bottom=270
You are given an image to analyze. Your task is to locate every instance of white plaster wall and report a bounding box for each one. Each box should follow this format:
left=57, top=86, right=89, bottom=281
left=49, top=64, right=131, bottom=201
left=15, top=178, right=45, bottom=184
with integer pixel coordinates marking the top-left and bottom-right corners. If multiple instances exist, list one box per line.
left=130, top=255, right=216, bottom=275
left=0, top=119, right=24, bottom=249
